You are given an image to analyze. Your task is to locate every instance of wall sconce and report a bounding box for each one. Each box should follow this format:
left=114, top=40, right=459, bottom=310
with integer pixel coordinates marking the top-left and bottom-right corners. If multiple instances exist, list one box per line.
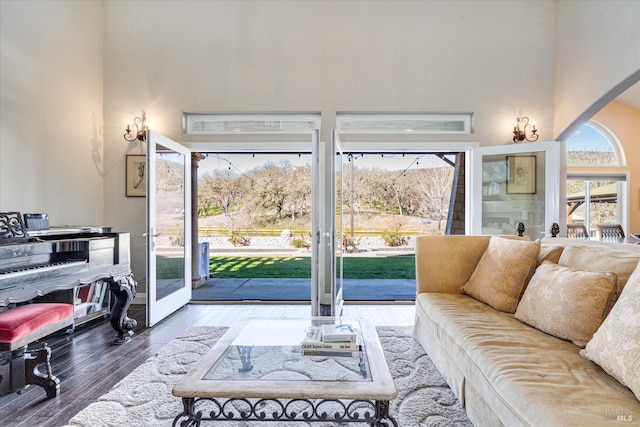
left=124, top=112, right=148, bottom=142
left=512, top=117, right=538, bottom=143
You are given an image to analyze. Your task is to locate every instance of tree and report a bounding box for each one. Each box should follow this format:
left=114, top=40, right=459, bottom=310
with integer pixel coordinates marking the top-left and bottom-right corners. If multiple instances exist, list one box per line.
left=198, top=169, right=247, bottom=234
left=415, top=167, right=454, bottom=232
left=287, top=164, right=312, bottom=220
left=251, top=160, right=292, bottom=220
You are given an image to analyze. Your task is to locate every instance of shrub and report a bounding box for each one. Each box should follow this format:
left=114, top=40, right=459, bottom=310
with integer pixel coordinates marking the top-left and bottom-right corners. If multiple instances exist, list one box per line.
left=169, top=235, right=184, bottom=246
left=382, top=229, right=407, bottom=247
left=292, top=237, right=311, bottom=249
left=229, top=230, right=250, bottom=246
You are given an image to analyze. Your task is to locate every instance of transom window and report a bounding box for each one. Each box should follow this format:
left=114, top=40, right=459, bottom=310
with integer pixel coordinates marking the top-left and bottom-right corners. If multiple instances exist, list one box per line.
left=336, top=113, right=472, bottom=134
left=184, top=113, right=320, bottom=134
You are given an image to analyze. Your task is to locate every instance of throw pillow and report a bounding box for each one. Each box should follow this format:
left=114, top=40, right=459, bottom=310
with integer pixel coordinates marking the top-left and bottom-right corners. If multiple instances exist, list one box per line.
left=537, top=244, right=563, bottom=266
left=558, top=245, right=639, bottom=291
left=461, top=236, right=541, bottom=313
left=514, top=262, right=619, bottom=347
left=581, top=260, right=640, bottom=401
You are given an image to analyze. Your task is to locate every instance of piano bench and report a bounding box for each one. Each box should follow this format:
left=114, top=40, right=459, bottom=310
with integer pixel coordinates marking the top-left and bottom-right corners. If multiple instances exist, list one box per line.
left=0, top=303, right=73, bottom=398
left=0, top=303, right=73, bottom=352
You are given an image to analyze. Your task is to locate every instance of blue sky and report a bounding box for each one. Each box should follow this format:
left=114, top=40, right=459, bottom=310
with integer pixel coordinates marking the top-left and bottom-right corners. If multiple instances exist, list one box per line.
left=567, top=124, right=613, bottom=152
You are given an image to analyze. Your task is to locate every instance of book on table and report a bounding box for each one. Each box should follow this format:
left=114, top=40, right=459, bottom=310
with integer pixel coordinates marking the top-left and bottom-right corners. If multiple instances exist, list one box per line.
left=300, top=324, right=362, bottom=357
left=320, top=323, right=357, bottom=342
left=301, top=348, right=363, bottom=358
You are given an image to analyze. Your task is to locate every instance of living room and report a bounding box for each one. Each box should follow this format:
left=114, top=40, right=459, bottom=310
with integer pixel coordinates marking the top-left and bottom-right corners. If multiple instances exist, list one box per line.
left=1, top=1, right=639, bottom=426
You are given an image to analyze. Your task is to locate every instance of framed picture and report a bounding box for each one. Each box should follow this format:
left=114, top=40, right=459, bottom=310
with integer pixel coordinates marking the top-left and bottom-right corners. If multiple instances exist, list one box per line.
left=507, top=156, right=536, bottom=194
left=126, top=155, right=147, bottom=197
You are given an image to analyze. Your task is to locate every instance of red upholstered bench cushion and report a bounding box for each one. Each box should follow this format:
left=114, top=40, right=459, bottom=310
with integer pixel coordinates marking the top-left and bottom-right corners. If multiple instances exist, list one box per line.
left=0, top=303, right=73, bottom=343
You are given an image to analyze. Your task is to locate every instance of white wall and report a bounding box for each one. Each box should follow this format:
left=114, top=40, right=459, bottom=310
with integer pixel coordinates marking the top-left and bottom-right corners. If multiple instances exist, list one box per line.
left=104, top=1, right=556, bottom=145
left=0, top=0, right=104, bottom=225
left=554, top=0, right=640, bottom=140
left=102, top=0, right=556, bottom=286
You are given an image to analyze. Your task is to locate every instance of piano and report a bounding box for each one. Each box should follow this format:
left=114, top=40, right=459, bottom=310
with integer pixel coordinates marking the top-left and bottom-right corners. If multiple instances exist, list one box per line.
left=0, top=212, right=137, bottom=343
left=0, top=212, right=139, bottom=397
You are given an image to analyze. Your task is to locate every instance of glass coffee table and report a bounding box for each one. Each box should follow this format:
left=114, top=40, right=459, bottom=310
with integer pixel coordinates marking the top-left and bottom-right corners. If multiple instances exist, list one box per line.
left=172, top=317, right=398, bottom=426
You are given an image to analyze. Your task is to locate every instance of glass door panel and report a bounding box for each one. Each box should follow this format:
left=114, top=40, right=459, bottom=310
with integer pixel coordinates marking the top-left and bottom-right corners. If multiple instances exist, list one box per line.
left=567, top=178, right=625, bottom=237
left=333, top=129, right=344, bottom=316
left=311, top=130, right=320, bottom=315
left=471, top=141, right=563, bottom=239
left=147, top=131, right=191, bottom=327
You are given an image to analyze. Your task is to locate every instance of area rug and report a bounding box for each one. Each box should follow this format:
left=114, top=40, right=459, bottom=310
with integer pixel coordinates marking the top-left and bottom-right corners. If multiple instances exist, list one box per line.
left=63, top=326, right=472, bottom=427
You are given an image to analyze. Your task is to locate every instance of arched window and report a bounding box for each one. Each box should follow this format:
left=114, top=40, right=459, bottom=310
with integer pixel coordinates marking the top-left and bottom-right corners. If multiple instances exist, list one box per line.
left=566, top=122, right=627, bottom=238
left=566, top=122, right=624, bottom=166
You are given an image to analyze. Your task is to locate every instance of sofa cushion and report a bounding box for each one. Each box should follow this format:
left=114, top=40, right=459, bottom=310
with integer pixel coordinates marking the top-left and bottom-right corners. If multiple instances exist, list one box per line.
left=558, top=244, right=639, bottom=291
left=581, top=261, right=640, bottom=401
left=537, top=244, right=563, bottom=265
left=514, top=262, right=619, bottom=347
left=461, top=236, right=540, bottom=313
left=414, top=293, right=640, bottom=426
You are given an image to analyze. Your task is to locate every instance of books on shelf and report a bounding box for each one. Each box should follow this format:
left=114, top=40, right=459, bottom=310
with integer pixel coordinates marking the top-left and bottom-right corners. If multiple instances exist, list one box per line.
left=97, top=282, right=108, bottom=307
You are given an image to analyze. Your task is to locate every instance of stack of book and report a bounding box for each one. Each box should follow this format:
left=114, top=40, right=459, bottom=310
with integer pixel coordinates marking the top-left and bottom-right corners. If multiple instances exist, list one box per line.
left=300, top=323, right=363, bottom=357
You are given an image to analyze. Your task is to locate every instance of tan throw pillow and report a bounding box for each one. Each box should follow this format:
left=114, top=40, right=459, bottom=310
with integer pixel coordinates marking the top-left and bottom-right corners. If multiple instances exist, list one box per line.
left=461, top=236, right=541, bottom=313
left=558, top=245, right=640, bottom=291
left=514, top=262, right=619, bottom=348
left=537, top=244, right=563, bottom=266
left=581, top=261, right=640, bottom=401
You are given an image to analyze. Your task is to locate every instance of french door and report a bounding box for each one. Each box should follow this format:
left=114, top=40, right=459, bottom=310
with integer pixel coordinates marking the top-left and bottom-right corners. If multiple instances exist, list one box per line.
left=146, top=131, right=192, bottom=327
left=469, top=140, right=564, bottom=239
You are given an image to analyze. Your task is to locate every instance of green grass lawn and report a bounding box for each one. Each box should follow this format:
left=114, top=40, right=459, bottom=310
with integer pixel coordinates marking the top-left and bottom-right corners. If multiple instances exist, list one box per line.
left=210, top=255, right=415, bottom=279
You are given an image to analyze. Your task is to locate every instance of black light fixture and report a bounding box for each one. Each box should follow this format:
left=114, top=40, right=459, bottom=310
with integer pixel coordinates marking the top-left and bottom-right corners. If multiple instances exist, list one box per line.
left=512, top=117, right=538, bottom=143
left=124, top=111, right=148, bottom=142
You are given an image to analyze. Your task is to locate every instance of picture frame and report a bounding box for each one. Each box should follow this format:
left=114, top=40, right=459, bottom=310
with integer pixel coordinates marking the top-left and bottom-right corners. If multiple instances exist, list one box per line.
left=126, top=155, right=147, bottom=197
left=506, top=155, right=536, bottom=194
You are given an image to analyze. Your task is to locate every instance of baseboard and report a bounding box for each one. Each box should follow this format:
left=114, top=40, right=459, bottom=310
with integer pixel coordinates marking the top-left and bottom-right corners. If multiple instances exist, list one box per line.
left=132, top=292, right=146, bottom=305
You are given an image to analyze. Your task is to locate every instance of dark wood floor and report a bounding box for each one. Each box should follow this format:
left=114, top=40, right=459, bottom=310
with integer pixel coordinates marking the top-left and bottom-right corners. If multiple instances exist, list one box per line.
left=0, top=305, right=189, bottom=427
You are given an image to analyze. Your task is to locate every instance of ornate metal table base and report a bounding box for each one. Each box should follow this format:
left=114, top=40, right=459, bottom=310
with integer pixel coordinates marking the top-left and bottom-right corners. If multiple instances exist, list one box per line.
left=173, top=397, right=398, bottom=426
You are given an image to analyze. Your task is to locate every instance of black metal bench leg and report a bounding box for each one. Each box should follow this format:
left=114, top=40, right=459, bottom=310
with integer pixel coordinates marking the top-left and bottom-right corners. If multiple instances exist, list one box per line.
left=1, top=344, right=60, bottom=398
left=24, top=344, right=60, bottom=398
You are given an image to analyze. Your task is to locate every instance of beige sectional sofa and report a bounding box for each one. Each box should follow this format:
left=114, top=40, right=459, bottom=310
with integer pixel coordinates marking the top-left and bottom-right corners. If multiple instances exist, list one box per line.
left=413, top=235, right=640, bottom=427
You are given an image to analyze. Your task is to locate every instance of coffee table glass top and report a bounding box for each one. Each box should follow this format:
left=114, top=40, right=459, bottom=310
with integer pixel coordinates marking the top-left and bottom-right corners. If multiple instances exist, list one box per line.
left=203, top=318, right=370, bottom=382
left=173, top=316, right=397, bottom=400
